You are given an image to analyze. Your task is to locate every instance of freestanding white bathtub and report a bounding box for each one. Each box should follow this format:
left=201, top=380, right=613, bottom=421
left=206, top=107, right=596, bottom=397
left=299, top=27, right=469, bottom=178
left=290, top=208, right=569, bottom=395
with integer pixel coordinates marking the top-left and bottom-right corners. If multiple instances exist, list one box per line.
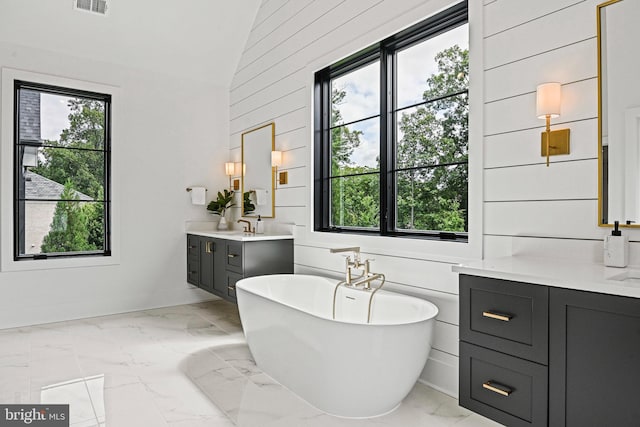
left=236, top=274, right=439, bottom=418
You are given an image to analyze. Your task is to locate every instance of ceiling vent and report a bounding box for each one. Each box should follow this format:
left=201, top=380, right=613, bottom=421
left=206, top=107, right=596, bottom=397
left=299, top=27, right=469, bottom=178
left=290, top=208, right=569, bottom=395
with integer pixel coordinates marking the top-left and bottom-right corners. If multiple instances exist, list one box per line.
left=74, top=0, right=108, bottom=16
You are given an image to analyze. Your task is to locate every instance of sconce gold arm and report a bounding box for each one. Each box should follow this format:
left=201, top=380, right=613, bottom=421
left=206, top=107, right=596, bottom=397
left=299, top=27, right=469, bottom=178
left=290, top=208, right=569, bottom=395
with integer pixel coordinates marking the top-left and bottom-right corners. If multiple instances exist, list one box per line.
left=545, top=115, right=551, bottom=167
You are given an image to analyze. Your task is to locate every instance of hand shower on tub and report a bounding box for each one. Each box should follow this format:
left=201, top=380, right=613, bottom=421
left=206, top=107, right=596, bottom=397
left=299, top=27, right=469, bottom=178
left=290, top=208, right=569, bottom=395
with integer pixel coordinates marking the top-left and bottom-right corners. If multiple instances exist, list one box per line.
left=329, top=247, right=386, bottom=323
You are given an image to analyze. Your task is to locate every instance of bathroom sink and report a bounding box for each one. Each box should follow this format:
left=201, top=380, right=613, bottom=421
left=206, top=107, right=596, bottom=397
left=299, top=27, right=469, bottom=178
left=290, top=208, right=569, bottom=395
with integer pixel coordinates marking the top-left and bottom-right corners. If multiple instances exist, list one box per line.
left=607, top=271, right=640, bottom=283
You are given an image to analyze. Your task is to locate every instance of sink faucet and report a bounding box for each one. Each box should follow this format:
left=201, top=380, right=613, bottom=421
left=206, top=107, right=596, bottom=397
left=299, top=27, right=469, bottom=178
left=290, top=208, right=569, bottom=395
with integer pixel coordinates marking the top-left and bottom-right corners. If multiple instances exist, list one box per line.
left=329, top=247, right=363, bottom=285
left=237, top=219, right=254, bottom=233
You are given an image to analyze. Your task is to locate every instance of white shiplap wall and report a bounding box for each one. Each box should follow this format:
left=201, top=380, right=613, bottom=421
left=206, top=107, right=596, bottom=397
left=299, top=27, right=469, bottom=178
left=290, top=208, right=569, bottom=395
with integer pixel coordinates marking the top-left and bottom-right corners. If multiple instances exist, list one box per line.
left=228, top=0, right=625, bottom=397
left=482, top=0, right=636, bottom=262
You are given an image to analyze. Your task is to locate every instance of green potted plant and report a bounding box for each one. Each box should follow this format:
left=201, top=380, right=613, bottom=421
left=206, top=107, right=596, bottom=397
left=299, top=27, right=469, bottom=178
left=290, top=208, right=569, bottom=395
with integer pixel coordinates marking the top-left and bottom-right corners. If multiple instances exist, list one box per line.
left=243, top=191, right=256, bottom=215
left=207, top=189, right=235, bottom=230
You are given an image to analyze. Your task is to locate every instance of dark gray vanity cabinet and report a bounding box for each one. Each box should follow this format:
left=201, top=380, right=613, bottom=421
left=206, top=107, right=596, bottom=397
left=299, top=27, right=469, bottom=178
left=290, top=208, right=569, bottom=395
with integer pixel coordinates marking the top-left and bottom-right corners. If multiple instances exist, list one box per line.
left=549, top=288, right=640, bottom=426
left=459, top=274, right=640, bottom=427
left=187, top=234, right=293, bottom=303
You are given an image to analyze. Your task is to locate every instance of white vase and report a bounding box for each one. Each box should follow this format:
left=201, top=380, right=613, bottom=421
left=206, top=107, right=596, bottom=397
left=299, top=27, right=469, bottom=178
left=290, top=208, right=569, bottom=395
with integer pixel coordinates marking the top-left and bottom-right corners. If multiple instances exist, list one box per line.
left=217, top=215, right=228, bottom=230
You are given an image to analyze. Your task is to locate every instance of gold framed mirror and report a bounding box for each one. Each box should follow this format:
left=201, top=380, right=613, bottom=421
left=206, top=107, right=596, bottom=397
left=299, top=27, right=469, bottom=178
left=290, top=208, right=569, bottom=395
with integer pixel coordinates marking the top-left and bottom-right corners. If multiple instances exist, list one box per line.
left=241, top=122, right=275, bottom=218
left=598, top=0, right=640, bottom=227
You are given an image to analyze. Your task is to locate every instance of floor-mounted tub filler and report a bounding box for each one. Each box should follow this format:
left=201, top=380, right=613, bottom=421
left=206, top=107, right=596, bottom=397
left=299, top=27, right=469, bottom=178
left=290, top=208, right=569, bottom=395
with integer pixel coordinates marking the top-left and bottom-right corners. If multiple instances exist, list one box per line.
left=236, top=267, right=438, bottom=418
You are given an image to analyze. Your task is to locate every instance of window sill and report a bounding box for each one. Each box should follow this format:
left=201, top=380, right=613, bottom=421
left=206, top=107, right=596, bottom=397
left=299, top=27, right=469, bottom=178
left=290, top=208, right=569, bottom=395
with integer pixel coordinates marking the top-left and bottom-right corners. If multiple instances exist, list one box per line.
left=305, top=228, right=479, bottom=265
left=1, top=253, right=120, bottom=272
left=316, top=227, right=468, bottom=243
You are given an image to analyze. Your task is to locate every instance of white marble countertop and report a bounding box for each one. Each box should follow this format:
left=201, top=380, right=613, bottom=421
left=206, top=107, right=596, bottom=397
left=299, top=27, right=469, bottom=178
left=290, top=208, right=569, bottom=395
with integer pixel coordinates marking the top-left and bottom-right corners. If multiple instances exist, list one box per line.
left=452, top=256, right=640, bottom=299
left=187, top=230, right=293, bottom=242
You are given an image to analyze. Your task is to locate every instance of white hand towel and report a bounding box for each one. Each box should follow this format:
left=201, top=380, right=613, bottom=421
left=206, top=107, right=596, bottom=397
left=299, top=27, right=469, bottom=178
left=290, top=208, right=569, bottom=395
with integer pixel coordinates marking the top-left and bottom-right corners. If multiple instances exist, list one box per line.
left=190, top=187, right=206, bottom=205
left=254, top=189, right=267, bottom=206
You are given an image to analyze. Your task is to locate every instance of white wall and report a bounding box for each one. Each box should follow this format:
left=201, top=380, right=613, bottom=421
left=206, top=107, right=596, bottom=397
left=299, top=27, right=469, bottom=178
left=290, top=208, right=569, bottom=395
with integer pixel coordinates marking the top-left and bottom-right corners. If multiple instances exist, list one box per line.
left=0, top=40, right=229, bottom=326
left=229, top=0, right=638, bottom=397
left=481, top=0, right=640, bottom=261
left=229, top=0, right=483, bottom=397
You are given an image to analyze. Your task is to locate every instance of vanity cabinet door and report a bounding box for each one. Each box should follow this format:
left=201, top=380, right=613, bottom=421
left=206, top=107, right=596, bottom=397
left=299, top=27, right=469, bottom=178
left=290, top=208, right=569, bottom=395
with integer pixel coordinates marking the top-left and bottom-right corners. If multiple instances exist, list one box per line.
left=198, top=237, right=215, bottom=292
left=549, top=288, right=640, bottom=426
left=211, top=238, right=227, bottom=296
left=243, top=240, right=294, bottom=277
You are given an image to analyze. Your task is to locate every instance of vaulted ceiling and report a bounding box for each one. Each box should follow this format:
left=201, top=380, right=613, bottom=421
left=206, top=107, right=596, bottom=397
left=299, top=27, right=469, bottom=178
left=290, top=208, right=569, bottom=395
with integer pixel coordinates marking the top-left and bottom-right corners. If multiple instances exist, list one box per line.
left=0, top=0, right=262, bottom=86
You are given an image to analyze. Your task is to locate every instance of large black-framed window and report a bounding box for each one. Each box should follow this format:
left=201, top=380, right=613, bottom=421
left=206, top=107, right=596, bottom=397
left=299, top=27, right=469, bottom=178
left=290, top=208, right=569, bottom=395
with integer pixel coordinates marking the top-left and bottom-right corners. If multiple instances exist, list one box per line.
left=14, top=80, right=112, bottom=260
left=314, top=1, right=468, bottom=241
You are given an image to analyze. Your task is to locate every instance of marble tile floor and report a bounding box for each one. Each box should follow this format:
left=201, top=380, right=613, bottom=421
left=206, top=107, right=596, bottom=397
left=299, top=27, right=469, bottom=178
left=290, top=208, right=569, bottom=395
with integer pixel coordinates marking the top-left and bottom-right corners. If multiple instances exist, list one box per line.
left=0, top=300, right=501, bottom=427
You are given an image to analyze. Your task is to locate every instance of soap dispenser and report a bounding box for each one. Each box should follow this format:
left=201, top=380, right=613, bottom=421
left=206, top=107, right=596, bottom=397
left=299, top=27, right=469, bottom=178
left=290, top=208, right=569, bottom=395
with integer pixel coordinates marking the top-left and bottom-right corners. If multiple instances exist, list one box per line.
left=255, top=215, right=264, bottom=234
left=604, top=221, right=628, bottom=267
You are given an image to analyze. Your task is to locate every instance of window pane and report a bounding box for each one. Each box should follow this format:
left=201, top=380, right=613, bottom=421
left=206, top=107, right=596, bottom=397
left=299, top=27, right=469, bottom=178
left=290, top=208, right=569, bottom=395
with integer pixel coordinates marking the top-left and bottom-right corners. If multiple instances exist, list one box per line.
left=330, top=174, right=380, bottom=229
left=20, top=147, right=105, bottom=200
left=395, top=164, right=468, bottom=233
left=396, top=23, right=468, bottom=109
left=21, top=201, right=105, bottom=255
left=331, top=61, right=380, bottom=126
left=396, top=93, right=468, bottom=170
left=44, top=93, right=105, bottom=149
left=20, top=92, right=106, bottom=150
left=331, top=117, right=380, bottom=176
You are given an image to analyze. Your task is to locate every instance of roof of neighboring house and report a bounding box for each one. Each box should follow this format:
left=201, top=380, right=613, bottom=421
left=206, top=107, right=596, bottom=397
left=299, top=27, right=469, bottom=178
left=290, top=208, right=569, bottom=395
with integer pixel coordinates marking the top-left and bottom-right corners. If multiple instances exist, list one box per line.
left=25, top=170, right=93, bottom=201
left=19, top=89, right=41, bottom=142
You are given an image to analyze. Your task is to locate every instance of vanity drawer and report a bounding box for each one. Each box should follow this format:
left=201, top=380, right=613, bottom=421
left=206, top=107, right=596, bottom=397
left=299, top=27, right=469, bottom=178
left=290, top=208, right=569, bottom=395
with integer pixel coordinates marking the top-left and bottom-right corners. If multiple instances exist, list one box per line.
left=225, top=241, right=243, bottom=273
left=187, top=258, right=199, bottom=285
left=226, top=271, right=243, bottom=301
left=460, top=274, right=549, bottom=364
left=187, top=234, right=199, bottom=259
left=460, top=342, right=548, bottom=427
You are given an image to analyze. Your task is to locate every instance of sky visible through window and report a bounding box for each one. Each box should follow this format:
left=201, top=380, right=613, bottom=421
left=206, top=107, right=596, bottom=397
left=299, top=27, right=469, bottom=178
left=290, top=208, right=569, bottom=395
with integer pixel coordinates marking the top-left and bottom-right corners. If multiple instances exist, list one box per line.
left=40, top=93, right=72, bottom=141
left=333, top=24, right=468, bottom=168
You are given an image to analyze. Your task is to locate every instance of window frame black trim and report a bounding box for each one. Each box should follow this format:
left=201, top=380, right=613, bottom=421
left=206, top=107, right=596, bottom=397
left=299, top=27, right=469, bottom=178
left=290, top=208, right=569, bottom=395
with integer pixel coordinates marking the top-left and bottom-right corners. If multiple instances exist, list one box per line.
left=13, top=80, right=112, bottom=261
left=314, top=1, right=469, bottom=241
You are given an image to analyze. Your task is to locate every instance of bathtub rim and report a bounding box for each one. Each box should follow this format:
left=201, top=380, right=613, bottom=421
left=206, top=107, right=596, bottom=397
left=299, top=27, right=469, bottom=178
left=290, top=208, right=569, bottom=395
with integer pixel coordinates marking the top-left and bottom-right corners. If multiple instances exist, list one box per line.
left=236, top=273, right=439, bottom=327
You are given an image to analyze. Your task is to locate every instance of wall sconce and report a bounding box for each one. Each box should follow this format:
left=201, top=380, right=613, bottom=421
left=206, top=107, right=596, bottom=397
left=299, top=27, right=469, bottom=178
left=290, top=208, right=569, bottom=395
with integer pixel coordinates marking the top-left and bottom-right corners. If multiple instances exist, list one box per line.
left=271, top=150, right=288, bottom=188
left=536, top=82, right=570, bottom=167
left=224, top=162, right=235, bottom=190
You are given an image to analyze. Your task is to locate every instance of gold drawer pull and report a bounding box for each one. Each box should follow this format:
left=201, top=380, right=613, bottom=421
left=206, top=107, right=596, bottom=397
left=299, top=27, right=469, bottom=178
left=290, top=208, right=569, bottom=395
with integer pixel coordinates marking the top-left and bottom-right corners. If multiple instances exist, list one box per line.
left=205, top=241, right=213, bottom=253
left=228, top=254, right=237, bottom=258
left=482, top=311, right=512, bottom=322
left=482, top=381, right=512, bottom=397
left=227, top=286, right=236, bottom=291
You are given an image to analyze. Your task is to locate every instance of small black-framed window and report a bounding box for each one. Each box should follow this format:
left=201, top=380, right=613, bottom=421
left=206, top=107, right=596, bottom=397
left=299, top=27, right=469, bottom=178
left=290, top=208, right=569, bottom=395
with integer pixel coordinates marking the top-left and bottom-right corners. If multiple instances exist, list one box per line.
left=314, top=1, right=469, bottom=241
left=14, top=80, right=112, bottom=260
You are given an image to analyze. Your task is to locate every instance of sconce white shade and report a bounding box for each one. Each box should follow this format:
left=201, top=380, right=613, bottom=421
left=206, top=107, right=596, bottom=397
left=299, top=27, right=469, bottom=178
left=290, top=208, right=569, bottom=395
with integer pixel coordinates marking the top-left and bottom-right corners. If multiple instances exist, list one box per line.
left=536, top=82, right=562, bottom=119
left=224, top=162, right=235, bottom=176
left=271, top=150, right=283, bottom=167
